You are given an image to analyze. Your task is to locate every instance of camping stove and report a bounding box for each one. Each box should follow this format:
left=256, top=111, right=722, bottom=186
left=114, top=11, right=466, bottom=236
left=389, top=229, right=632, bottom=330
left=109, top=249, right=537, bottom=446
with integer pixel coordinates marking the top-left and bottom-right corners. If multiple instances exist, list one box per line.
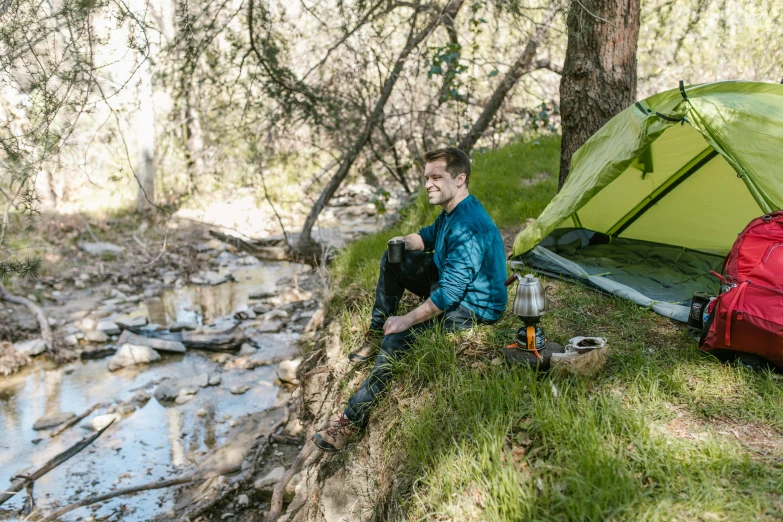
left=503, top=273, right=549, bottom=361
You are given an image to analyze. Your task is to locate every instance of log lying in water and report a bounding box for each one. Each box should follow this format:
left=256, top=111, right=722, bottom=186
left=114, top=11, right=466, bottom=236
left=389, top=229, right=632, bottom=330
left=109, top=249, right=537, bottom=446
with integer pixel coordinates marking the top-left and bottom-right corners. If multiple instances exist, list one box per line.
left=0, top=419, right=115, bottom=506
left=208, top=230, right=290, bottom=261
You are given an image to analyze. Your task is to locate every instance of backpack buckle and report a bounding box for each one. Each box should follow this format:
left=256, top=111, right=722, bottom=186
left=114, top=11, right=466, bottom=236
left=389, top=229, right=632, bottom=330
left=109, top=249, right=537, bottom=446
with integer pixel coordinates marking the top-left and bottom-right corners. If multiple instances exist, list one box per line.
left=762, top=214, right=772, bottom=222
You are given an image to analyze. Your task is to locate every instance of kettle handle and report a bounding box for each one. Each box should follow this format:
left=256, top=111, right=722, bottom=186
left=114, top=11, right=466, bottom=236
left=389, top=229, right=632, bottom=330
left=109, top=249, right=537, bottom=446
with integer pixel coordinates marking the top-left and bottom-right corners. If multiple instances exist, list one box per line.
left=504, top=275, right=519, bottom=287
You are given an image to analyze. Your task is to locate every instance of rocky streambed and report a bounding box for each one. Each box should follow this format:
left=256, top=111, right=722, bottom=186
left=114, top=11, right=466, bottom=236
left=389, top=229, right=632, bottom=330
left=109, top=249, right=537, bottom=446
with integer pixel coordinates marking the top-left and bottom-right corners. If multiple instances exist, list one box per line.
left=0, top=246, right=323, bottom=521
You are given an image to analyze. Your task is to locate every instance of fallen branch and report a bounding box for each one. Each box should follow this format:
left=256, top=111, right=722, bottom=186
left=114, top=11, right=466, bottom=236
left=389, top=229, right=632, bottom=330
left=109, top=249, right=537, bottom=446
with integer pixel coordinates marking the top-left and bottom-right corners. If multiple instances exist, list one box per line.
left=49, top=403, right=105, bottom=438
left=208, top=229, right=291, bottom=261
left=38, top=464, right=242, bottom=522
left=267, top=440, right=321, bottom=522
left=0, top=281, right=55, bottom=354
left=0, top=419, right=115, bottom=506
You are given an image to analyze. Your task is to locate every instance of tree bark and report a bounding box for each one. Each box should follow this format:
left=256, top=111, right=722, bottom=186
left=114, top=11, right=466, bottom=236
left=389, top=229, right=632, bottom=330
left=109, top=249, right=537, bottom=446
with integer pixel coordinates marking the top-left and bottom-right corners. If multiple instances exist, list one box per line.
left=295, top=0, right=464, bottom=259
left=458, top=4, right=559, bottom=153
left=557, top=0, right=641, bottom=190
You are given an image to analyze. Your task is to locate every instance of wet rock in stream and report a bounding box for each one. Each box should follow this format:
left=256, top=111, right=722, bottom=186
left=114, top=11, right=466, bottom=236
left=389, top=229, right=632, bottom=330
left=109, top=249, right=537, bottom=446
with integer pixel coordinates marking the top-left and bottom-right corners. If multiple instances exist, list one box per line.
left=33, top=412, right=76, bottom=430
left=118, top=330, right=186, bottom=353
left=97, top=320, right=121, bottom=335
left=169, top=321, right=197, bottom=332
left=85, top=330, right=109, bottom=343
left=154, top=373, right=212, bottom=402
left=276, top=359, right=301, bottom=384
left=14, top=338, right=47, bottom=357
left=107, top=344, right=161, bottom=371
left=239, top=343, right=257, bottom=356
left=116, top=316, right=148, bottom=329
left=230, top=384, right=250, bottom=395
left=254, top=319, right=284, bottom=333
left=175, top=393, right=196, bottom=405
left=85, top=413, right=121, bottom=431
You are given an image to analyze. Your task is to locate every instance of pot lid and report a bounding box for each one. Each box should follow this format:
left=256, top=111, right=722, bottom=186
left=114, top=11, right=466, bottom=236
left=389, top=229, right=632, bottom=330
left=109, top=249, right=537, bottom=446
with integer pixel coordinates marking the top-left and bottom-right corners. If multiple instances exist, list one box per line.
left=519, top=274, right=541, bottom=285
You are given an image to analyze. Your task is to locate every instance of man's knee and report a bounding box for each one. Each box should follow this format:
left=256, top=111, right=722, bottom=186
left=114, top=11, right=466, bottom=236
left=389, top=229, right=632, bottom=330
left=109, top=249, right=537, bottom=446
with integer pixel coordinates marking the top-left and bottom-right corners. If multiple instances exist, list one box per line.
left=380, top=330, right=410, bottom=355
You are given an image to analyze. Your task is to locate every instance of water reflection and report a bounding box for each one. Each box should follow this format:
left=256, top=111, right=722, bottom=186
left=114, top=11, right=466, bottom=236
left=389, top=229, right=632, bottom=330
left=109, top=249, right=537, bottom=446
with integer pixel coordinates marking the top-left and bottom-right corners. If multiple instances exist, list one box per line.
left=145, top=262, right=308, bottom=326
left=0, top=261, right=308, bottom=520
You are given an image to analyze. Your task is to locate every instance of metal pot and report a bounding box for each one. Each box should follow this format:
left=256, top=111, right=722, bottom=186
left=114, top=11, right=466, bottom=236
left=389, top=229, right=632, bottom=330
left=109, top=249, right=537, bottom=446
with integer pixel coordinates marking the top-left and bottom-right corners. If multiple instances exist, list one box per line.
left=506, top=273, right=549, bottom=320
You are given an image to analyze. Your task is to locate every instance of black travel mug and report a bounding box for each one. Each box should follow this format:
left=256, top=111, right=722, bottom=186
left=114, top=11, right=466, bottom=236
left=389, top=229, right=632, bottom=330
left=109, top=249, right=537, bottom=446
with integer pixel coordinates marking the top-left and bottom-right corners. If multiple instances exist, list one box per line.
left=387, top=239, right=405, bottom=263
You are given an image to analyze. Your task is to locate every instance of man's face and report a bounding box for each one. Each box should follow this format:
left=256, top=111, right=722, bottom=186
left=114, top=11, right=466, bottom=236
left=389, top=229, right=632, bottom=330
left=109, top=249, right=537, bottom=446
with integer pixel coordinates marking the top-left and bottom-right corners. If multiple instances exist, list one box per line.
left=424, top=160, right=465, bottom=207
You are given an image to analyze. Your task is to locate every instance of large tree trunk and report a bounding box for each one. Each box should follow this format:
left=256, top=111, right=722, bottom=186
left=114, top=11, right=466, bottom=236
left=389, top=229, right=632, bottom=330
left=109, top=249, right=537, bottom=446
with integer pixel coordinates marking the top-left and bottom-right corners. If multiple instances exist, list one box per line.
left=557, top=0, right=640, bottom=190
left=458, top=4, right=558, bottom=154
left=295, top=0, right=464, bottom=259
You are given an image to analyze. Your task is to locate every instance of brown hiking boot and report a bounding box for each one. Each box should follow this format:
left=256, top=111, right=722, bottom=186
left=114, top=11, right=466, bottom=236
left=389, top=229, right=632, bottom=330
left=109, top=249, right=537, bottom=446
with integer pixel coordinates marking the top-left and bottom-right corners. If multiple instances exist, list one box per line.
left=348, top=330, right=382, bottom=363
left=312, top=412, right=360, bottom=452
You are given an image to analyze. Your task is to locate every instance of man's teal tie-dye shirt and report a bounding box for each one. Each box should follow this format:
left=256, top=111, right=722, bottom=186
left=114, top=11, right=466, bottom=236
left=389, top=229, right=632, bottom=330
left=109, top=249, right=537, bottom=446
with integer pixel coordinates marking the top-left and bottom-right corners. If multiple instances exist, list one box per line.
left=418, top=195, right=507, bottom=321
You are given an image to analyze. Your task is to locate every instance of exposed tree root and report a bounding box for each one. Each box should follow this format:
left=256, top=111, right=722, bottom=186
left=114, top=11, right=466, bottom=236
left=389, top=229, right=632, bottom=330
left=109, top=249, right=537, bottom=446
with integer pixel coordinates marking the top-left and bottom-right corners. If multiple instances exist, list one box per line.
left=0, top=281, right=56, bottom=356
left=267, top=440, right=322, bottom=522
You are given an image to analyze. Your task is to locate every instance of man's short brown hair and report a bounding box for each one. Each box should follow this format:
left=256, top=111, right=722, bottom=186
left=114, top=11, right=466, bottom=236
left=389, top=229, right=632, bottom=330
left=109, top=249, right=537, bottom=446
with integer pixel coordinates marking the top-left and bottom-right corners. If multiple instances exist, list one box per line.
left=424, top=147, right=471, bottom=187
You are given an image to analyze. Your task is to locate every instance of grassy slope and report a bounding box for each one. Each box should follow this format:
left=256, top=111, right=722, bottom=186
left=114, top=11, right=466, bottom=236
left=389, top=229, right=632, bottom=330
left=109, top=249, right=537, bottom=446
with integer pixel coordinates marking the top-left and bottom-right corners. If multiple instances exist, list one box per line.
left=328, top=134, right=783, bottom=522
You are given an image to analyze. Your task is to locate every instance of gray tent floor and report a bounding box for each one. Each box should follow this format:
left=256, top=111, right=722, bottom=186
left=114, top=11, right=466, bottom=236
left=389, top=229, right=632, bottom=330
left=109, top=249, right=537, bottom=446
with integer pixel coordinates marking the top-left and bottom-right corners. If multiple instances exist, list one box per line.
left=513, top=229, right=725, bottom=322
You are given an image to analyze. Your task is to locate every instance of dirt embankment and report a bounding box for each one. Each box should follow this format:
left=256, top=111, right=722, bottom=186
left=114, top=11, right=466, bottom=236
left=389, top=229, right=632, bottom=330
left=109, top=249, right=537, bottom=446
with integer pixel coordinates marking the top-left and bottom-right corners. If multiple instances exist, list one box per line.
left=263, top=320, right=393, bottom=522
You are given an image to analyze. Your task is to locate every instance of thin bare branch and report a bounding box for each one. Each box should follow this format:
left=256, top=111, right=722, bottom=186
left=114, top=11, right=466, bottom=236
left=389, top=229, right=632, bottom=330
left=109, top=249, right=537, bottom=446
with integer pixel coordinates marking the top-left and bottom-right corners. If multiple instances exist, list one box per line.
left=459, top=4, right=559, bottom=153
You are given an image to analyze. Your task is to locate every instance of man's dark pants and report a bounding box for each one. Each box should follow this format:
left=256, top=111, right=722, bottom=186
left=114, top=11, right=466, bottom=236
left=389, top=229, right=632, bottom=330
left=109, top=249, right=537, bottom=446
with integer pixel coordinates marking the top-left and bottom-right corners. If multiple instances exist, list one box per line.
left=343, top=250, right=494, bottom=427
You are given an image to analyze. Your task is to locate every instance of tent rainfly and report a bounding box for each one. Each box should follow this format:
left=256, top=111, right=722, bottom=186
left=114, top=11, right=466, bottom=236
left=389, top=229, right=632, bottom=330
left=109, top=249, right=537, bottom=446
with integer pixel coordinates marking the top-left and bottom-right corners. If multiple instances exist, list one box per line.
left=512, top=80, right=783, bottom=322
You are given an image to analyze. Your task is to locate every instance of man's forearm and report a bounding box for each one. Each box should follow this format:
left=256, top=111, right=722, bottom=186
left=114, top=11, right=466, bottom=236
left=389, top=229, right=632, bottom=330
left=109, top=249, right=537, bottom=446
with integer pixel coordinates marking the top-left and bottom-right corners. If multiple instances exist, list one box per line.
left=404, top=298, right=442, bottom=327
left=402, top=233, right=425, bottom=251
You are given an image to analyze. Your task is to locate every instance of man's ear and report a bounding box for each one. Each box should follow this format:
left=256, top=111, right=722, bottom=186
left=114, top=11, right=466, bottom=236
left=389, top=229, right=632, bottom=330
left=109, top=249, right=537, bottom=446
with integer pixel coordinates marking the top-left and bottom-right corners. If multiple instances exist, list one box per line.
left=457, top=172, right=467, bottom=187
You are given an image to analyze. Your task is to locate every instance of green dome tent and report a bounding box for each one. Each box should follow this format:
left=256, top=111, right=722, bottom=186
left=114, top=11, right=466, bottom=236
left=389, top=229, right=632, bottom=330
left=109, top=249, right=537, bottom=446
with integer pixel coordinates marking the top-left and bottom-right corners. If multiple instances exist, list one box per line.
left=511, top=80, right=783, bottom=322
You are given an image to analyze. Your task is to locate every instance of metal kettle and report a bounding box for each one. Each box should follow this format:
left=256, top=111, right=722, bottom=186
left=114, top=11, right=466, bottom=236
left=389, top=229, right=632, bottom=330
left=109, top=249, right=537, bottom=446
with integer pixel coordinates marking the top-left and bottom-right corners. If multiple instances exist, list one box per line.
left=505, top=273, right=549, bottom=320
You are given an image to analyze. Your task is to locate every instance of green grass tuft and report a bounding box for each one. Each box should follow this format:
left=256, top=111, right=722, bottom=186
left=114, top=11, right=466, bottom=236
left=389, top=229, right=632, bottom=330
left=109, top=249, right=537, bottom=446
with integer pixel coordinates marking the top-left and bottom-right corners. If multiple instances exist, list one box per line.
left=328, top=134, right=783, bottom=522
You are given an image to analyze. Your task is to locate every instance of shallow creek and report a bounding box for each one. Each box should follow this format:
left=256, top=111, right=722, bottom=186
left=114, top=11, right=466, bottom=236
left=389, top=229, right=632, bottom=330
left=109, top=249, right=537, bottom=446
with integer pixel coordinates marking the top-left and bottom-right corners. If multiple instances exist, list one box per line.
left=0, top=261, right=310, bottom=521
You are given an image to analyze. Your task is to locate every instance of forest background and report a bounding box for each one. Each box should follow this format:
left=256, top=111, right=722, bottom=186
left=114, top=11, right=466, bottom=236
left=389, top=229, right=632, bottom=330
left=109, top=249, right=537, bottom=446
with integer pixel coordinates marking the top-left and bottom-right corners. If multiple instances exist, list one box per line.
left=1, top=0, right=782, bottom=271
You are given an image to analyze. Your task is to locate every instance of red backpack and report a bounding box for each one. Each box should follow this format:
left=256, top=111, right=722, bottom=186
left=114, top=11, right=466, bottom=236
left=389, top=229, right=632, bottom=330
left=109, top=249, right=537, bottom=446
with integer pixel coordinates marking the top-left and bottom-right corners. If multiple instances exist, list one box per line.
left=700, top=211, right=783, bottom=367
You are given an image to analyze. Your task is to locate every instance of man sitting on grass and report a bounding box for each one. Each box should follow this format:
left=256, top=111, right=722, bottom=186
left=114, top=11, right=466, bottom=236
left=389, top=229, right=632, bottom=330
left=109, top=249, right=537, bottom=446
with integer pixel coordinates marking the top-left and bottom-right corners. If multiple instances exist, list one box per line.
left=313, top=146, right=508, bottom=452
